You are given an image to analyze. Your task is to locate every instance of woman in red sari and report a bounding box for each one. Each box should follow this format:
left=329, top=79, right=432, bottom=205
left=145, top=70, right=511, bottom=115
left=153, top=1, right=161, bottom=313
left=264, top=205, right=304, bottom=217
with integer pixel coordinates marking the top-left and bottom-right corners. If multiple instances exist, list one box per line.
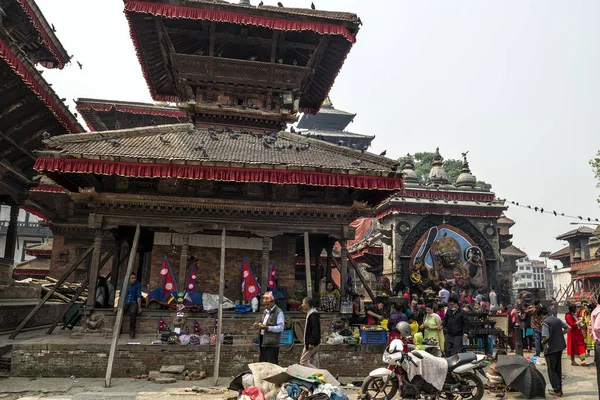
left=565, top=303, right=587, bottom=366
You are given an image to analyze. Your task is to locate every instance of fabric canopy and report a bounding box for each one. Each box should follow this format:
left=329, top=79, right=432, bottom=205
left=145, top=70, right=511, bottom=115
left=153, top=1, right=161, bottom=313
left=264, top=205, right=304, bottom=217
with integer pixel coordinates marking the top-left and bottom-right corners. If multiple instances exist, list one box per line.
left=34, top=157, right=403, bottom=190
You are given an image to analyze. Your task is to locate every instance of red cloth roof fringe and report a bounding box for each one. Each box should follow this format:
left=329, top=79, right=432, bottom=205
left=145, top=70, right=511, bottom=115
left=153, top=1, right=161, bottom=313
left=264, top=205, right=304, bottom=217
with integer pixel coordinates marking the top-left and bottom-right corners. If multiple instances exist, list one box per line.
left=124, top=1, right=355, bottom=43
left=0, top=39, right=81, bottom=133
left=400, top=189, right=496, bottom=202
left=34, top=157, right=403, bottom=190
left=15, top=0, right=69, bottom=68
left=20, top=205, right=48, bottom=221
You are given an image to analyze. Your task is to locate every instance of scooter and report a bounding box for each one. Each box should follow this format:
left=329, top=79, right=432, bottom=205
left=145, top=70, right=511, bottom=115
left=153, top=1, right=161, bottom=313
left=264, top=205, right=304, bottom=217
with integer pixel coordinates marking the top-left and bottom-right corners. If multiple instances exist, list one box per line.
left=360, top=339, right=486, bottom=400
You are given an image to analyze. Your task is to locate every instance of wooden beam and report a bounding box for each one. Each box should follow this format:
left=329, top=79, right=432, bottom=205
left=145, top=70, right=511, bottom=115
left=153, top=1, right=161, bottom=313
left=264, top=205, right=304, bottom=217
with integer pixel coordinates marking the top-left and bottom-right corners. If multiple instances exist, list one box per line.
left=0, top=129, right=36, bottom=160
left=105, top=224, right=140, bottom=388
left=46, top=251, right=113, bottom=334
left=301, top=36, right=330, bottom=92
left=213, top=228, right=226, bottom=385
left=3, top=109, right=47, bottom=137
left=8, top=234, right=108, bottom=339
left=0, top=98, right=29, bottom=119
left=154, top=17, right=185, bottom=101
left=261, top=236, right=270, bottom=294
left=340, top=243, right=347, bottom=299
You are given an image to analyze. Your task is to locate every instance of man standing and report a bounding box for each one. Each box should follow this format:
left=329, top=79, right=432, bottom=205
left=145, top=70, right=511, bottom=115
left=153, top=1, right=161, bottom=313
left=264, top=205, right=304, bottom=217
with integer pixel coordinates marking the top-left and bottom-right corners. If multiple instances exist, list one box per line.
left=438, top=283, right=450, bottom=305
left=299, top=297, right=320, bottom=368
left=444, top=295, right=468, bottom=356
left=541, top=307, right=571, bottom=397
left=489, top=285, right=499, bottom=313
left=589, top=295, right=600, bottom=398
left=528, top=299, right=543, bottom=357
left=115, top=272, right=142, bottom=338
left=253, top=291, right=284, bottom=364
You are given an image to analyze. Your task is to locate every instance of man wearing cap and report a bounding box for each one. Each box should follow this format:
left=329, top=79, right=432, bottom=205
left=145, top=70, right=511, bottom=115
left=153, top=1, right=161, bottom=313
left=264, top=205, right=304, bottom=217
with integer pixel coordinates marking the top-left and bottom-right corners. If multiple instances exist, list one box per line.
left=253, top=291, right=284, bottom=364
left=589, top=295, right=600, bottom=398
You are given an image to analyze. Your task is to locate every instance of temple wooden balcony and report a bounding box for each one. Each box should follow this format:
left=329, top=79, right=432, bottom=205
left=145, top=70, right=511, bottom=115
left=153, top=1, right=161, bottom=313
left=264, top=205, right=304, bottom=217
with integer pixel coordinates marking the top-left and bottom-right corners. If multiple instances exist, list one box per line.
left=173, top=54, right=308, bottom=90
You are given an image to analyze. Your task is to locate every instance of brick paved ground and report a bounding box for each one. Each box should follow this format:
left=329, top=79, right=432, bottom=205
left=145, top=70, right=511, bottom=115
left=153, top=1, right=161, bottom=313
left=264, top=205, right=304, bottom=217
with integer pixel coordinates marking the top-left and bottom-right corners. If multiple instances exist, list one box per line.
left=0, top=352, right=597, bottom=400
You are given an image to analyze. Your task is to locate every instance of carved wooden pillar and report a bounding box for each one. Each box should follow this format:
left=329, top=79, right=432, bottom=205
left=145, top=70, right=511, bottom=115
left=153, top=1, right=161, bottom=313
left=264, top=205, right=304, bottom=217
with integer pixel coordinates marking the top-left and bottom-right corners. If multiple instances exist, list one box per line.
left=179, top=233, right=190, bottom=289
left=261, top=236, right=270, bottom=294
left=87, top=229, right=104, bottom=308
left=326, top=239, right=334, bottom=285
left=340, top=245, right=348, bottom=300
left=304, top=232, right=312, bottom=299
left=110, top=239, right=122, bottom=288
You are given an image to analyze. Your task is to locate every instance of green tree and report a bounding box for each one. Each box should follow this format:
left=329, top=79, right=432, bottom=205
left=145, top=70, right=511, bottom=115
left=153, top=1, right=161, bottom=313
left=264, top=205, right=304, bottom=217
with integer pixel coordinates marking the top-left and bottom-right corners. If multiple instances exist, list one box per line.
left=403, top=152, right=492, bottom=190
left=591, top=150, right=600, bottom=203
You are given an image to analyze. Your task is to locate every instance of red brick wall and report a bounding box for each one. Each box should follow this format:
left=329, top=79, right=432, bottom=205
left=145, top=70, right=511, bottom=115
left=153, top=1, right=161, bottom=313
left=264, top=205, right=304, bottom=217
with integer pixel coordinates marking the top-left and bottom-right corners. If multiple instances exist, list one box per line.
left=11, top=342, right=385, bottom=378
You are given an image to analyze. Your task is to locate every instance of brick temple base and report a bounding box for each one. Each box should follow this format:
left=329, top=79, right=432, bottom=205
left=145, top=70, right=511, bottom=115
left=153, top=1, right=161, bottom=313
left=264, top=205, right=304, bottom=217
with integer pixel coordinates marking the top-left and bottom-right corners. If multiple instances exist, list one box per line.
left=11, top=342, right=385, bottom=378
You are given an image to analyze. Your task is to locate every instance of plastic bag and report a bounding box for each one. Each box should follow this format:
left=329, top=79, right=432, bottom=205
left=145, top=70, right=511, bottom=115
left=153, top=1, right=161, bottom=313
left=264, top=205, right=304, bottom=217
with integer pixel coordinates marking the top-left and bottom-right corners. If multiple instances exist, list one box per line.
left=240, top=386, right=265, bottom=400
left=199, top=334, right=210, bottom=345
left=327, top=332, right=344, bottom=345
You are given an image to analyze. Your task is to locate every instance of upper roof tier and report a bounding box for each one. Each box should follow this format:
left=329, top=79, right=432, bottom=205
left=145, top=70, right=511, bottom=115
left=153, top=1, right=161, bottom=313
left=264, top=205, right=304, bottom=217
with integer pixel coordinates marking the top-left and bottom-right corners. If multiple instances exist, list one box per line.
left=1, top=0, right=71, bottom=68
left=297, top=101, right=356, bottom=130
left=124, top=0, right=360, bottom=113
left=75, top=98, right=187, bottom=131
left=36, top=123, right=401, bottom=190
left=556, top=226, right=594, bottom=241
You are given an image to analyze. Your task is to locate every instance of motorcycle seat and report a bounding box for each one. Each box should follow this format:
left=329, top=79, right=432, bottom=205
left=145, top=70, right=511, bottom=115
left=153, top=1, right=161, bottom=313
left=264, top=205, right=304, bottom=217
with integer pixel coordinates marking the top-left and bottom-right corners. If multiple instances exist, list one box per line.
left=445, top=353, right=477, bottom=370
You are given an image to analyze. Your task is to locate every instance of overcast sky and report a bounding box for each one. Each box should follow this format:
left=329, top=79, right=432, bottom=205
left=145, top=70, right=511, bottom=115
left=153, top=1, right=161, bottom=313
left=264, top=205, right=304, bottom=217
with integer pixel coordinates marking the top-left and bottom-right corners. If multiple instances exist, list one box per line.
left=37, top=0, right=600, bottom=263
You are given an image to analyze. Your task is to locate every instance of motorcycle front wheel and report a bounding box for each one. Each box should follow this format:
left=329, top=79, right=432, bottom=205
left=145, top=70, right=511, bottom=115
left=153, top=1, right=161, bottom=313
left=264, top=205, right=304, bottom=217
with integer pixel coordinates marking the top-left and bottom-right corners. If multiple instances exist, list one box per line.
left=457, top=372, right=484, bottom=400
left=360, top=375, right=398, bottom=400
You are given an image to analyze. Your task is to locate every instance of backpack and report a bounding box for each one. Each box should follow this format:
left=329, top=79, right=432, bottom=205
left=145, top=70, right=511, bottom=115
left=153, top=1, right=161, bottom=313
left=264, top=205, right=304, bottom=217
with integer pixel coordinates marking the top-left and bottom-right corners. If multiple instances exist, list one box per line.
left=223, top=333, right=233, bottom=345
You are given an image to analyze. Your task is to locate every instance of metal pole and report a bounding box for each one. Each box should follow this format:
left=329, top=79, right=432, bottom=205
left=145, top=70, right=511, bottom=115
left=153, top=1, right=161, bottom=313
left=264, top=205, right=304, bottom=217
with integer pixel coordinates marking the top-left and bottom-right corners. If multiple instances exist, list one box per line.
left=105, top=224, right=140, bottom=388
left=304, top=232, right=312, bottom=299
left=214, top=228, right=226, bottom=385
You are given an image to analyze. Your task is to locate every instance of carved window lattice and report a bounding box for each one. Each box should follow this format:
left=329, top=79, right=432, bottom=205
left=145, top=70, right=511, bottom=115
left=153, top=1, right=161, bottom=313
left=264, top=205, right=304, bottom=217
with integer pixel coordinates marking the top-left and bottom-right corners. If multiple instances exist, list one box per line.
left=57, top=249, right=68, bottom=264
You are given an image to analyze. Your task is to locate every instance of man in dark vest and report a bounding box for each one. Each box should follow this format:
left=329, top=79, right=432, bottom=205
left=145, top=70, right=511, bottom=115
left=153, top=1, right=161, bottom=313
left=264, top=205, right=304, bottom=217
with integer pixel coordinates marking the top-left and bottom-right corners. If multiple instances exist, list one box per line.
left=444, top=295, right=468, bottom=356
left=299, top=297, right=320, bottom=368
left=541, top=306, right=571, bottom=397
left=253, top=291, right=284, bottom=364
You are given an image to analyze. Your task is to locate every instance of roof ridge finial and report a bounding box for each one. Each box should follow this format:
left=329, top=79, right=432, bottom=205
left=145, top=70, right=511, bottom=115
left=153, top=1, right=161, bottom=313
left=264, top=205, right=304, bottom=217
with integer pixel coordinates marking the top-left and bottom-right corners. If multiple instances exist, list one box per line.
left=401, top=153, right=419, bottom=185
left=428, top=147, right=448, bottom=186
left=456, top=150, right=477, bottom=188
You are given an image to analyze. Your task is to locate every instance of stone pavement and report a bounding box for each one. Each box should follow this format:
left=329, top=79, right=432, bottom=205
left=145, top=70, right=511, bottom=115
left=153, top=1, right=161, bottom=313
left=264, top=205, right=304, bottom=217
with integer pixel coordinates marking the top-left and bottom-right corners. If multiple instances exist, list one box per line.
left=0, top=354, right=598, bottom=400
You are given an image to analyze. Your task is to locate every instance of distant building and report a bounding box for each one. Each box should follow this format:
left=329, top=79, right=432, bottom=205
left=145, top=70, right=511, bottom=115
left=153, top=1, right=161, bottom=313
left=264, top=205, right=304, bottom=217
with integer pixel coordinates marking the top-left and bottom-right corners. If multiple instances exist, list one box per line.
left=513, top=257, right=548, bottom=292
left=0, top=205, right=52, bottom=266
left=296, top=97, right=374, bottom=150
left=550, top=226, right=600, bottom=303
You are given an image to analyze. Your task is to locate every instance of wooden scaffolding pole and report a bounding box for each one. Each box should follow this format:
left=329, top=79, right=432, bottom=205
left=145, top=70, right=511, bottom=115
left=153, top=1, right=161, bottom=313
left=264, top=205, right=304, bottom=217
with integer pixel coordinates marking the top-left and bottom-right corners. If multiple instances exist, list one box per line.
left=8, top=233, right=107, bottom=339
left=304, top=232, right=312, bottom=299
left=105, top=224, right=140, bottom=388
left=213, top=228, right=226, bottom=385
left=342, top=243, right=376, bottom=303
left=46, top=251, right=114, bottom=334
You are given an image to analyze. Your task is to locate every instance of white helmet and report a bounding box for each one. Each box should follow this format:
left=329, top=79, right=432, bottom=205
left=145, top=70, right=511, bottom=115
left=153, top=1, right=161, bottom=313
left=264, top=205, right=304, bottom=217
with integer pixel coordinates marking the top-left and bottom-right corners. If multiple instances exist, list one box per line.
left=395, top=321, right=412, bottom=338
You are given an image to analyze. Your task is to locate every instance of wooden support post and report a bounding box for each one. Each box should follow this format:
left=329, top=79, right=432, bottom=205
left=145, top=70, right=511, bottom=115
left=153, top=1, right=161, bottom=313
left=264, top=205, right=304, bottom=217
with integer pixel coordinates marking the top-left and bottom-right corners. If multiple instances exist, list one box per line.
left=3, top=204, right=18, bottom=261
left=261, top=236, right=270, bottom=294
left=179, top=234, right=190, bottom=290
left=105, top=224, right=140, bottom=388
left=86, top=229, right=104, bottom=309
left=110, top=240, right=122, bottom=288
left=342, top=244, right=376, bottom=303
left=326, top=244, right=333, bottom=284
left=304, top=232, right=312, bottom=299
left=340, top=244, right=347, bottom=300
left=8, top=236, right=104, bottom=339
left=46, top=251, right=113, bottom=334
left=214, top=228, right=226, bottom=385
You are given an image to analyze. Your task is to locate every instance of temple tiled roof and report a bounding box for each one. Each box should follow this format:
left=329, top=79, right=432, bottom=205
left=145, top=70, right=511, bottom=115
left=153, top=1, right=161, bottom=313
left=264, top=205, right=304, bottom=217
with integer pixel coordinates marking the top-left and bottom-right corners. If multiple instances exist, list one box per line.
left=501, top=245, right=527, bottom=258
left=549, top=246, right=570, bottom=260
left=577, top=261, right=600, bottom=276
left=556, top=226, right=594, bottom=240
left=40, top=124, right=399, bottom=173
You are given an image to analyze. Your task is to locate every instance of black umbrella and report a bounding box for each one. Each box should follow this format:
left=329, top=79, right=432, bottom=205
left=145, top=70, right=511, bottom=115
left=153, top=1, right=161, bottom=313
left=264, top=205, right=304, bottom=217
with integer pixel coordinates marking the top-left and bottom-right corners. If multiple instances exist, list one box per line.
left=495, top=355, right=546, bottom=399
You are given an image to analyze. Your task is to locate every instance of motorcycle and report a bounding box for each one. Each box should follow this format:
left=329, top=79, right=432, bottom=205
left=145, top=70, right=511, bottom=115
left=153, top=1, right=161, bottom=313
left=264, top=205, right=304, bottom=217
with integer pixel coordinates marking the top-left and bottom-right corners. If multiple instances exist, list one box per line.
left=360, top=340, right=486, bottom=400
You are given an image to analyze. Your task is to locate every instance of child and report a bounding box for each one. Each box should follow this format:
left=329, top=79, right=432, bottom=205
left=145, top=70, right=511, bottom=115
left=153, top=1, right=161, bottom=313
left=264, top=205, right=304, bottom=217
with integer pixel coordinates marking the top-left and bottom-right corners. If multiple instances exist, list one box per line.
left=413, top=332, right=425, bottom=351
left=486, top=349, right=507, bottom=388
